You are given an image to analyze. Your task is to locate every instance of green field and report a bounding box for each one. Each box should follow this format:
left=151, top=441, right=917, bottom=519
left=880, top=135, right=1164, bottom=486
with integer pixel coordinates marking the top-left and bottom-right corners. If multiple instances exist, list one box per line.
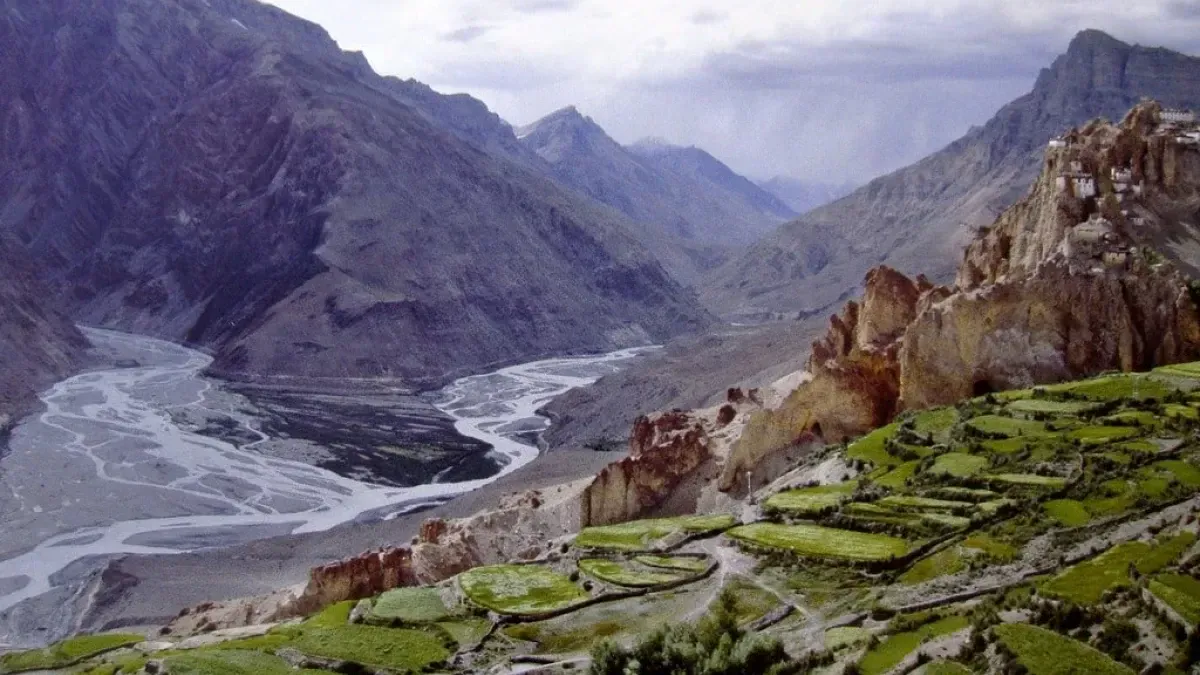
left=1045, top=374, right=1171, bottom=401
left=988, top=473, right=1067, bottom=489
left=994, top=623, right=1134, bottom=675
left=1150, top=574, right=1200, bottom=624
left=1040, top=534, right=1192, bottom=605
left=876, top=460, right=921, bottom=489
left=916, top=662, right=973, bottom=675
left=727, top=523, right=910, bottom=562
left=968, top=415, right=1051, bottom=438
left=0, top=634, right=144, bottom=674
left=928, top=452, right=988, bottom=477
left=1068, top=425, right=1138, bottom=445
left=1044, top=499, right=1090, bottom=526
left=858, top=615, right=969, bottom=675
left=289, top=625, right=451, bottom=671
left=877, top=495, right=974, bottom=513
left=634, top=555, right=711, bottom=573
left=764, top=482, right=854, bottom=514
left=962, top=534, right=1018, bottom=561
left=578, top=559, right=692, bottom=588
left=368, top=587, right=454, bottom=623
left=459, top=564, right=589, bottom=615
left=824, top=626, right=871, bottom=650
left=573, top=514, right=737, bottom=551
left=900, top=546, right=965, bottom=585
left=847, top=423, right=900, bottom=467
left=163, top=650, right=296, bottom=675
left=1007, top=399, right=1097, bottom=415
left=913, top=408, right=958, bottom=441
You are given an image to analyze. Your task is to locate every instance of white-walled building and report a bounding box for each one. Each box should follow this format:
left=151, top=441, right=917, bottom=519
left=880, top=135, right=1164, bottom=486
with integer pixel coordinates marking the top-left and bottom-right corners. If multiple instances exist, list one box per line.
left=1163, top=108, right=1197, bottom=125
left=1073, top=176, right=1097, bottom=198
left=1112, top=167, right=1133, bottom=183
left=1048, top=138, right=1068, bottom=149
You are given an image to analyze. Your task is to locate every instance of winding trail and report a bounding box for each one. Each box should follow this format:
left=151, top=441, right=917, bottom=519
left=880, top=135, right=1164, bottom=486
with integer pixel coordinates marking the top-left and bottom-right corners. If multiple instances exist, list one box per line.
left=0, top=328, right=643, bottom=614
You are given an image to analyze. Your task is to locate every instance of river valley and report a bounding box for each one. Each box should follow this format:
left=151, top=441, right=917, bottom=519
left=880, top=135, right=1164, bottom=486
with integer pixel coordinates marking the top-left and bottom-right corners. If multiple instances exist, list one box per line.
left=0, top=329, right=643, bottom=646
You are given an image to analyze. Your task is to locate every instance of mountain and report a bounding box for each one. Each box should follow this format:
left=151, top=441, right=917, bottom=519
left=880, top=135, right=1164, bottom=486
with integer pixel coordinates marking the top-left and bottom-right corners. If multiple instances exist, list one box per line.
left=756, top=176, right=857, bottom=215
left=0, top=0, right=711, bottom=388
left=516, top=108, right=794, bottom=281
left=703, top=30, right=1200, bottom=320
left=0, top=241, right=87, bottom=422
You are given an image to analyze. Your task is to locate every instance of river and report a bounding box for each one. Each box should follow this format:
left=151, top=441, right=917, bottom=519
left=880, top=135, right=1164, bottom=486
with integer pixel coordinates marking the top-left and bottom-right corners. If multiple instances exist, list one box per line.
left=0, top=328, right=643, bottom=621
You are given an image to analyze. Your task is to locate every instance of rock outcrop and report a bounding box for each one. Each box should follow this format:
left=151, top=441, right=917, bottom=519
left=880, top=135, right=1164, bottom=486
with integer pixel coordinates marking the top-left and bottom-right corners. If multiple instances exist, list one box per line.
left=703, top=30, right=1200, bottom=322
left=736, top=101, right=1200, bottom=457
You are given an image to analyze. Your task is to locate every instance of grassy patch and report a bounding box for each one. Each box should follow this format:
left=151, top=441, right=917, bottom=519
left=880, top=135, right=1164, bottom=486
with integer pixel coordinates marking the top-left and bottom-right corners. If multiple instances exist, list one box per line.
left=573, top=514, right=736, bottom=551
left=847, top=423, right=901, bottom=468
left=1041, top=542, right=1144, bottom=605
left=728, top=523, right=910, bottom=562
left=1154, top=460, right=1200, bottom=487
left=824, top=626, right=871, bottom=650
left=1154, top=362, right=1200, bottom=379
left=369, top=587, right=453, bottom=623
left=877, top=495, right=974, bottom=513
left=291, top=625, right=450, bottom=671
left=929, top=453, right=988, bottom=477
left=962, top=534, right=1018, bottom=561
left=900, top=547, right=964, bottom=585
left=1045, top=499, right=1090, bottom=527
left=876, top=461, right=921, bottom=489
left=0, top=634, right=144, bottom=674
left=764, top=482, right=855, bottom=514
left=988, top=473, right=1067, bottom=489
left=634, top=555, right=710, bottom=573
left=993, top=623, right=1134, bottom=675
left=982, top=437, right=1033, bottom=454
left=968, top=415, right=1050, bottom=438
left=913, top=408, right=958, bottom=442
left=1068, top=425, right=1138, bottom=446
left=917, top=662, right=973, bottom=675
left=858, top=615, right=969, bottom=675
left=436, top=618, right=491, bottom=647
left=304, top=600, right=354, bottom=628
left=1137, top=532, right=1196, bottom=573
left=1008, top=399, right=1097, bottom=415
left=459, top=564, right=588, bottom=615
left=1150, top=574, right=1200, bottom=624
left=1046, top=374, right=1170, bottom=401
left=577, top=559, right=690, bottom=588
left=162, top=650, right=296, bottom=675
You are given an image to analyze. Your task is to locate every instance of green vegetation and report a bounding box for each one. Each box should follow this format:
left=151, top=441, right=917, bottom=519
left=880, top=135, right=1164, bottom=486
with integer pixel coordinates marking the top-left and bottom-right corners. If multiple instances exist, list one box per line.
left=303, top=600, right=354, bottom=628
left=900, top=546, right=965, bottom=584
left=993, top=623, right=1134, bottom=675
left=1044, top=499, right=1090, bottom=526
left=877, top=495, right=973, bottom=512
left=847, top=423, right=900, bottom=467
left=436, top=618, right=491, bottom=647
left=988, top=473, right=1067, bottom=489
left=1041, top=533, right=1193, bottom=605
left=368, top=587, right=453, bottom=623
left=929, top=453, right=988, bottom=477
left=459, top=564, right=589, bottom=615
left=635, top=555, right=710, bottom=573
left=968, top=415, right=1050, bottom=438
left=876, top=461, right=920, bottom=489
left=962, top=534, right=1018, bottom=561
left=578, top=559, right=692, bottom=588
left=917, top=662, right=973, bottom=675
left=728, top=523, right=910, bottom=562
left=1008, top=399, right=1097, bottom=415
left=163, top=651, right=298, bottom=675
left=1150, top=574, right=1200, bottom=624
left=589, top=591, right=800, bottom=675
left=290, top=625, right=451, bottom=671
left=913, top=408, right=958, bottom=441
left=0, top=634, right=144, bottom=674
left=574, top=515, right=737, bottom=551
left=764, top=482, right=854, bottom=514
left=824, top=626, right=871, bottom=650
left=858, top=615, right=969, bottom=675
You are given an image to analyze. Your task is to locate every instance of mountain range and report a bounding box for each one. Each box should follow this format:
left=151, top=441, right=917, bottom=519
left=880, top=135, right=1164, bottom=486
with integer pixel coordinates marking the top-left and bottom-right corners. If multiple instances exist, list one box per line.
left=755, top=176, right=857, bottom=216
left=702, top=29, right=1200, bottom=320
left=0, top=0, right=718, bottom=390
left=516, top=108, right=795, bottom=281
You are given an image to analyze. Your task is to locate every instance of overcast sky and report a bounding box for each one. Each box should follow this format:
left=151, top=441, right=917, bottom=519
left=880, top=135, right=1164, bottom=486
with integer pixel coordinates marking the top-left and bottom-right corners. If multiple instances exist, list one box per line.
left=267, top=0, right=1200, bottom=185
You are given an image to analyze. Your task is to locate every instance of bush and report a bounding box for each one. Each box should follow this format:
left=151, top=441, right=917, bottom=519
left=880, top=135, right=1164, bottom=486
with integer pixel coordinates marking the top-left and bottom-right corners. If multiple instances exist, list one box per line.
left=588, top=590, right=801, bottom=675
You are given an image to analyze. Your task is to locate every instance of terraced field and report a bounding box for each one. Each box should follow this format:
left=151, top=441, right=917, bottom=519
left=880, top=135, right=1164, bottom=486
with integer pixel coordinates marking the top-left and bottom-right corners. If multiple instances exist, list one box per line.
left=23, top=365, right=1200, bottom=675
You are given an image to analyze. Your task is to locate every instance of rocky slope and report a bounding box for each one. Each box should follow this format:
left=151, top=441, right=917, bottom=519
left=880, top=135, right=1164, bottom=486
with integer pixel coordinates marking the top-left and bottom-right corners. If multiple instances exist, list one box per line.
left=0, top=0, right=709, bottom=389
left=736, top=101, right=1200, bottom=467
left=517, top=108, right=794, bottom=281
left=704, top=30, right=1200, bottom=321
left=0, top=241, right=88, bottom=424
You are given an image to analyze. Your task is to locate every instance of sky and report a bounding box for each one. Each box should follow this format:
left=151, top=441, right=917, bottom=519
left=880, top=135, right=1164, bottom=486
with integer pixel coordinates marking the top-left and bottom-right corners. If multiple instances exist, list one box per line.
left=266, top=0, right=1200, bottom=186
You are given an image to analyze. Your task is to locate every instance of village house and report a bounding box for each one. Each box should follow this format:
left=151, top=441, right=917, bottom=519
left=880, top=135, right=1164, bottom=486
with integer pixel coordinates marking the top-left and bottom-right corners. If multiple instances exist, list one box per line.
left=1162, top=108, right=1197, bottom=125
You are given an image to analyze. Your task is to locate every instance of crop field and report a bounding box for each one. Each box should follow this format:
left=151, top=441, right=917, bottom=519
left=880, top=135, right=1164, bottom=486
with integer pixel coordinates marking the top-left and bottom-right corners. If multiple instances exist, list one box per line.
left=993, top=623, right=1134, bottom=675
left=0, top=634, right=144, bottom=674
left=163, top=650, right=296, bottom=675
left=1150, top=574, right=1200, bottom=624
left=858, top=615, right=969, bottom=675
left=368, top=587, right=455, bottom=623
left=764, top=481, right=855, bottom=514
left=573, top=514, right=736, bottom=551
left=459, top=564, right=589, bottom=615
left=727, top=523, right=911, bottom=561
left=847, top=423, right=900, bottom=467
left=634, top=555, right=711, bottom=573
left=1044, top=499, right=1090, bottom=526
left=929, top=452, right=988, bottom=477
left=578, top=558, right=694, bottom=587
left=987, top=473, right=1067, bottom=489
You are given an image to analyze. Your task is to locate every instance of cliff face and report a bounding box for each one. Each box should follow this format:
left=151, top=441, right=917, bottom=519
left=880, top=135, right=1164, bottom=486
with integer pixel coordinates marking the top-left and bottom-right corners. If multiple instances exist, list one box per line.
left=736, top=100, right=1200, bottom=461
left=703, top=30, right=1200, bottom=322
left=0, top=0, right=710, bottom=388
left=0, top=242, right=88, bottom=422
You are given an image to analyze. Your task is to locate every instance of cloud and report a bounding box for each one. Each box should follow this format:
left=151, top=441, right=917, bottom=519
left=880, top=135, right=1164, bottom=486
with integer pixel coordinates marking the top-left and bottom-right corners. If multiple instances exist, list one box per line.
left=442, top=25, right=490, bottom=43
left=265, top=0, right=1200, bottom=183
